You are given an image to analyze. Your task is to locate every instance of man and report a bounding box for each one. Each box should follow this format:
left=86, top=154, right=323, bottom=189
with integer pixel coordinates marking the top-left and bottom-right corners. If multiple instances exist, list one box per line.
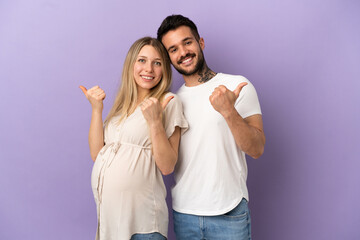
left=157, top=15, right=265, bottom=239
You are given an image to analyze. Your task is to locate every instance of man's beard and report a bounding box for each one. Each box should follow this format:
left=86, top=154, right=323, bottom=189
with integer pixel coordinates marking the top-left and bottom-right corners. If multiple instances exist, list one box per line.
left=174, top=50, right=205, bottom=76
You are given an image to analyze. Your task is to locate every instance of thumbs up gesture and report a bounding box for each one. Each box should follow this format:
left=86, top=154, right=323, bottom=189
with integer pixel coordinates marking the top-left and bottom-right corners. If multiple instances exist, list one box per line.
left=209, top=82, right=248, bottom=116
left=79, top=85, right=106, bottom=111
left=140, top=95, right=174, bottom=126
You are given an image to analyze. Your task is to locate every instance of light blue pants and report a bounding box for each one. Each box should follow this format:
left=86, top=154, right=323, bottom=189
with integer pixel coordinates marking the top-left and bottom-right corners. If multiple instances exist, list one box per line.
left=130, top=232, right=166, bottom=240
left=173, top=198, right=251, bottom=240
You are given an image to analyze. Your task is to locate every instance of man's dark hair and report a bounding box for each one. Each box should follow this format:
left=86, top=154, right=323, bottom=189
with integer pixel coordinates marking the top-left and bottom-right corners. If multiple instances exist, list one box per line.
left=157, top=15, right=200, bottom=42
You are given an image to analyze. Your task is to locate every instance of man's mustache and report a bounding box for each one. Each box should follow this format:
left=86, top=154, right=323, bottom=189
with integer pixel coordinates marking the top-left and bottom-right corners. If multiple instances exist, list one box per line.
left=178, top=53, right=196, bottom=64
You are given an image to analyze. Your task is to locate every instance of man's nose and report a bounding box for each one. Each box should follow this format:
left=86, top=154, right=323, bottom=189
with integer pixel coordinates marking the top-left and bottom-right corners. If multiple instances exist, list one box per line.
left=178, top=45, right=188, bottom=57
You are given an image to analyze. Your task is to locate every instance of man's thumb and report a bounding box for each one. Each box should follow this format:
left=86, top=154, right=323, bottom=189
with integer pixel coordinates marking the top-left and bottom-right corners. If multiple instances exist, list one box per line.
left=233, top=82, right=248, bottom=98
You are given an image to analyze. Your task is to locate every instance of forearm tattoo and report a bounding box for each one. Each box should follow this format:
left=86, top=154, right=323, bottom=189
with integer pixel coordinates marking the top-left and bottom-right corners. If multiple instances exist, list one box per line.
left=198, top=66, right=216, bottom=83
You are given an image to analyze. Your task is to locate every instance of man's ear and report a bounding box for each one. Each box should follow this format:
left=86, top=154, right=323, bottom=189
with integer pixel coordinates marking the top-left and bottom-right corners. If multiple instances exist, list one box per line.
left=199, top=37, right=205, bottom=50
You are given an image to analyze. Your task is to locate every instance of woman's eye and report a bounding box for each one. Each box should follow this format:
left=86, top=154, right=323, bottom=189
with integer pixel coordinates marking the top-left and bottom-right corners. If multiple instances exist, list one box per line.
left=154, top=61, right=161, bottom=66
left=138, top=59, right=145, bottom=63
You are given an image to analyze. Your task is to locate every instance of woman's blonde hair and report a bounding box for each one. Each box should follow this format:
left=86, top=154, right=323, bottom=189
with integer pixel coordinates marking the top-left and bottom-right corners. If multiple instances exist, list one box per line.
left=104, top=37, right=172, bottom=126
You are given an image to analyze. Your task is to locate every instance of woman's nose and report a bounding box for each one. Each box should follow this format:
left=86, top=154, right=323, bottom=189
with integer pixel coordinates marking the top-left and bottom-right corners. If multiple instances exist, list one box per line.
left=144, top=62, right=153, bottom=72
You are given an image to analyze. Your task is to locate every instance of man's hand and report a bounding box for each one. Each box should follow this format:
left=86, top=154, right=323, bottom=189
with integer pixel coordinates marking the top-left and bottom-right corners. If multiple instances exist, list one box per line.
left=209, top=82, right=248, bottom=117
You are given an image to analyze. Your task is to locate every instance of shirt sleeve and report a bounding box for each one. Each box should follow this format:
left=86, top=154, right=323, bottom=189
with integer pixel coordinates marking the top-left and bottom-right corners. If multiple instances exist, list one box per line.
left=235, top=79, right=262, bottom=119
left=163, top=92, right=189, bottom=138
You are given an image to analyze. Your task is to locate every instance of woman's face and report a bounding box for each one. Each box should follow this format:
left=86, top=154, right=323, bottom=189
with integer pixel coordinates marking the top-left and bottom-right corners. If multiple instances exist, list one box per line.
left=133, top=45, right=163, bottom=96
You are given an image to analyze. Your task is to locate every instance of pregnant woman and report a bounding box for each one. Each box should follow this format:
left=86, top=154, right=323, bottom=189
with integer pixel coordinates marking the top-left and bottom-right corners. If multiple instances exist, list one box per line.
left=80, top=37, right=188, bottom=240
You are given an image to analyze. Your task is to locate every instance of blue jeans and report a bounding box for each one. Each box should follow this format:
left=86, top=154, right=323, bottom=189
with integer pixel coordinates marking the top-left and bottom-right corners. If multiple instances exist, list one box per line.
left=130, top=232, right=166, bottom=240
left=173, top=198, right=251, bottom=240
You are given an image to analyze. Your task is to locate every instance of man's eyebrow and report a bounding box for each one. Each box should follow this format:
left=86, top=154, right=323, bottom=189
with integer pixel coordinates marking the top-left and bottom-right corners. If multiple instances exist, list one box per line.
left=182, top=37, right=193, bottom=42
left=167, top=45, right=175, bottom=52
left=167, top=37, right=195, bottom=52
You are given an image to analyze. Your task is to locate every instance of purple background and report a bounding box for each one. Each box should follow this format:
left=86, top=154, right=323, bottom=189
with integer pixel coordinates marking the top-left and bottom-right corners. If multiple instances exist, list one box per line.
left=1, top=0, right=359, bottom=239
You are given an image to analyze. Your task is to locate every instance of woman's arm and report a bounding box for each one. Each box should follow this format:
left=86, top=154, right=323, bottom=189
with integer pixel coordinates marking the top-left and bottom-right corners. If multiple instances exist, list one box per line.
left=80, top=85, right=106, bottom=162
left=149, top=123, right=180, bottom=175
left=141, top=96, right=180, bottom=175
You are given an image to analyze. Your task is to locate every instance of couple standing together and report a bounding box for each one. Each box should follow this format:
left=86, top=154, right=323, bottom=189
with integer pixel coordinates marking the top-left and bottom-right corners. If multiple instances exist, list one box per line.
left=81, top=15, right=265, bottom=240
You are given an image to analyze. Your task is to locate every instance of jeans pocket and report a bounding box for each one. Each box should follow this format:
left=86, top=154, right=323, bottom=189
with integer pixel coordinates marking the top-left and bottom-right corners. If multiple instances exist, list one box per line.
left=223, top=199, right=249, bottom=219
left=224, top=209, right=248, bottom=219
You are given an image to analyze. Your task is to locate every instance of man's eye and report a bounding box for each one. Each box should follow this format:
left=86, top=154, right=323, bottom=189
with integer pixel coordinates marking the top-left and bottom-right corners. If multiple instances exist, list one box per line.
left=185, top=41, right=191, bottom=45
left=170, top=48, right=177, bottom=53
